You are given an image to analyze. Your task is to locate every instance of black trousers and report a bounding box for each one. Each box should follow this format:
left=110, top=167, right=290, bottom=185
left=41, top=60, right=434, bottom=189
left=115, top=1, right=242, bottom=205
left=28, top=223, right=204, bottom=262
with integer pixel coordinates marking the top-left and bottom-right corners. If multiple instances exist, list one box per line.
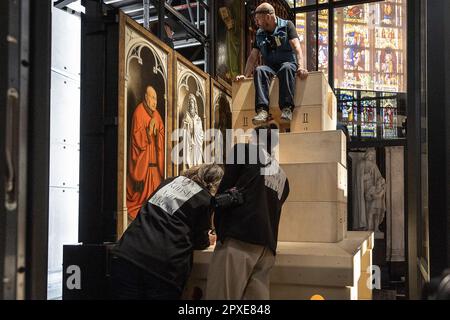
left=254, top=62, right=297, bottom=112
left=110, top=255, right=182, bottom=300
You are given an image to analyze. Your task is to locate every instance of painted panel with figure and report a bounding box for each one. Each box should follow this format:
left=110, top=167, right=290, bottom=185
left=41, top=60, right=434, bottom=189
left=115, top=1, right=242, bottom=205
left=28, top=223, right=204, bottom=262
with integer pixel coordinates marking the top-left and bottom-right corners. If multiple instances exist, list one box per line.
left=174, top=53, right=210, bottom=174
left=211, top=78, right=232, bottom=162
left=118, top=13, right=173, bottom=234
left=216, top=0, right=244, bottom=84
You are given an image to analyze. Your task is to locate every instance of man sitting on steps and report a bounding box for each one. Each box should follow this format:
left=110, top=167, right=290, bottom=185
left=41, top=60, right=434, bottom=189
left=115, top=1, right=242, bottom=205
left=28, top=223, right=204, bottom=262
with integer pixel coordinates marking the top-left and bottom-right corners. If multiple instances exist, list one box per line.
left=235, top=2, right=309, bottom=125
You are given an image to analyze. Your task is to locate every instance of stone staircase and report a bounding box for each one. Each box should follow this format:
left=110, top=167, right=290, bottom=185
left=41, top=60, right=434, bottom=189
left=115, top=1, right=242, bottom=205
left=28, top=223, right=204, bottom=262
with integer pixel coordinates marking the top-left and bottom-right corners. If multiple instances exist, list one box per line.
left=184, top=71, right=373, bottom=300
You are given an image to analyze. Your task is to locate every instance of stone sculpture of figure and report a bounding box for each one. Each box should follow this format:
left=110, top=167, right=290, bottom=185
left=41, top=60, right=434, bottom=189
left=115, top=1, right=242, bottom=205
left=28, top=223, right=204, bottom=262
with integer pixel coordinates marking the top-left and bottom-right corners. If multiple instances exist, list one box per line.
left=360, top=149, right=386, bottom=233
left=365, top=176, right=386, bottom=233
left=182, top=94, right=204, bottom=168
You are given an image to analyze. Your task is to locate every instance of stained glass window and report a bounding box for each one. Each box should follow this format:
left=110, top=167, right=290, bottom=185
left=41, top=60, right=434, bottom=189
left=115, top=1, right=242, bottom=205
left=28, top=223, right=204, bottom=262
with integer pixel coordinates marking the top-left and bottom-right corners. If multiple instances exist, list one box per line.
left=293, top=0, right=407, bottom=141
left=341, top=23, right=370, bottom=89
left=361, top=92, right=377, bottom=138
left=338, top=90, right=358, bottom=137
left=296, top=13, right=307, bottom=67
left=381, top=98, right=398, bottom=139
left=344, top=5, right=365, bottom=23
left=296, top=11, right=318, bottom=71
left=318, top=10, right=329, bottom=75
left=336, top=89, right=405, bottom=140
left=334, top=0, right=407, bottom=92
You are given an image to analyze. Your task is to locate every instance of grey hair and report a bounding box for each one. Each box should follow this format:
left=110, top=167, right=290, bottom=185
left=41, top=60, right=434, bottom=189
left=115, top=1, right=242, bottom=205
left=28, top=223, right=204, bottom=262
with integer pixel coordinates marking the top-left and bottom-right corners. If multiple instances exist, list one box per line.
left=181, top=164, right=224, bottom=195
left=187, top=93, right=198, bottom=114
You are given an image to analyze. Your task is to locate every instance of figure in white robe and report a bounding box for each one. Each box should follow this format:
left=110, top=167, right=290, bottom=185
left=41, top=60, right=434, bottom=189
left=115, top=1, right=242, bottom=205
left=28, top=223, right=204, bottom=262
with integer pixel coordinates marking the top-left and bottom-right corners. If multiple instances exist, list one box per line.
left=182, top=94, right=204, bottom=168
left=354, top=149, right=386, bottom=231
left=366, top=176, right=386, bottom=233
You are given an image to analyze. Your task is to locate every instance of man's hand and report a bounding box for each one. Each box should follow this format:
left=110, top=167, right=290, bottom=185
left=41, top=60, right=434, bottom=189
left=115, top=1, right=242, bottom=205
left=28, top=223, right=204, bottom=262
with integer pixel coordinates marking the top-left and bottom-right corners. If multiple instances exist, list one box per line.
left=235, top=75, right=246, bottom=82
left=297, top=68, right=309, bottom=80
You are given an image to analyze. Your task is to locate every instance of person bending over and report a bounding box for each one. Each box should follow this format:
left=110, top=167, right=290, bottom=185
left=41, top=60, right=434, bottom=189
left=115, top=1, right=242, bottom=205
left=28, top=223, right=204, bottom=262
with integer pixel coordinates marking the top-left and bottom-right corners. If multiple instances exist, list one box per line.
left=111, top=164, right=224, bottom=300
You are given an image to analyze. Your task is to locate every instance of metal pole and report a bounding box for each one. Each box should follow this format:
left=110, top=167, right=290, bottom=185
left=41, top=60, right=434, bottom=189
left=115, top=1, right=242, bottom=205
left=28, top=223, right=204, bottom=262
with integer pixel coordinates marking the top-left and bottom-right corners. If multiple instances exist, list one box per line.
left=1, top=0, right=21, bottom=300
left=315, top=9, right=319, bottom=72
left=204, top=2, right=208, bottom=73
left=157, top=0, right=165, bottom=39
left=143, top=0, right=150, bottom=30
left=164, top=2, right=206, bottom=43
left=328, top=2, right=334, bottom=89
left=204, top=0, right=207, bottom=35
left=196, top=0, right=200, bottom=29
left=186, top=0, right=195, bottom=24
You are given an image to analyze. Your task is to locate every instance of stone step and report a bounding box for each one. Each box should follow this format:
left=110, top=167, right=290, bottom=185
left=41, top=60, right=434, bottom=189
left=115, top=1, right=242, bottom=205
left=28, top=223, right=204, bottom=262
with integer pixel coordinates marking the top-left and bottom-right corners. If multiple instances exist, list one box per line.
left=232, top=72, right=337, bottom=133
left=281, top=163, right=347, bottom=203
left=228, top=130, right=347, bottom=167
left=270, top=284, right=357, bottom=300
left=278, top=201, right=347, bottom=243
left=185, top=231, right=374, bottom=300
left=290, top=103, right=337, bottom=133
left=232, top=71, right=336, bottom=112
left=279, top=131, right=347, bottom=167
left=232, top=106, right=337, bottom=134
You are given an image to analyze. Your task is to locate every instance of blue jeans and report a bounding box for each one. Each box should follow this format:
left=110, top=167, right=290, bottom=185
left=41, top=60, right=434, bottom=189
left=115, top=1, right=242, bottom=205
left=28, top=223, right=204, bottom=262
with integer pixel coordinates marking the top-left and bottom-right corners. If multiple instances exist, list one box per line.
left=110, top=255, right=182, bottom=300
left=254, top=62, right=297, bottom=113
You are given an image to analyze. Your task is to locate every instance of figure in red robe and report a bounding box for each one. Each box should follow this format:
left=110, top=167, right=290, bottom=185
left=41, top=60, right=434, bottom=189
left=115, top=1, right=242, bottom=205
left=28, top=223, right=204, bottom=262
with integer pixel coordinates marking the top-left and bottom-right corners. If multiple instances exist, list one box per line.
left=127, top=86, right=165, bottom=219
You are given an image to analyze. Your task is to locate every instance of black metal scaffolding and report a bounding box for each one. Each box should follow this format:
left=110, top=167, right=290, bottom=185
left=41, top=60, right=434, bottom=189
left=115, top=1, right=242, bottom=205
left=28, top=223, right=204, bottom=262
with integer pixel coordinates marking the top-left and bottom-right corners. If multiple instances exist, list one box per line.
left=0, top=0, right=51, bottom=300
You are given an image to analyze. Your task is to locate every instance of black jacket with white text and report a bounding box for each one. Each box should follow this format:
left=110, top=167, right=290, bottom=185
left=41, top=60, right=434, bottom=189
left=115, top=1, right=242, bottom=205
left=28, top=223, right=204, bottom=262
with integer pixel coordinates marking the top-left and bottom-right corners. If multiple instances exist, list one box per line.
left=112, top=176, right=212, bottom=291
left=214, top=143, right=290, bottom=254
